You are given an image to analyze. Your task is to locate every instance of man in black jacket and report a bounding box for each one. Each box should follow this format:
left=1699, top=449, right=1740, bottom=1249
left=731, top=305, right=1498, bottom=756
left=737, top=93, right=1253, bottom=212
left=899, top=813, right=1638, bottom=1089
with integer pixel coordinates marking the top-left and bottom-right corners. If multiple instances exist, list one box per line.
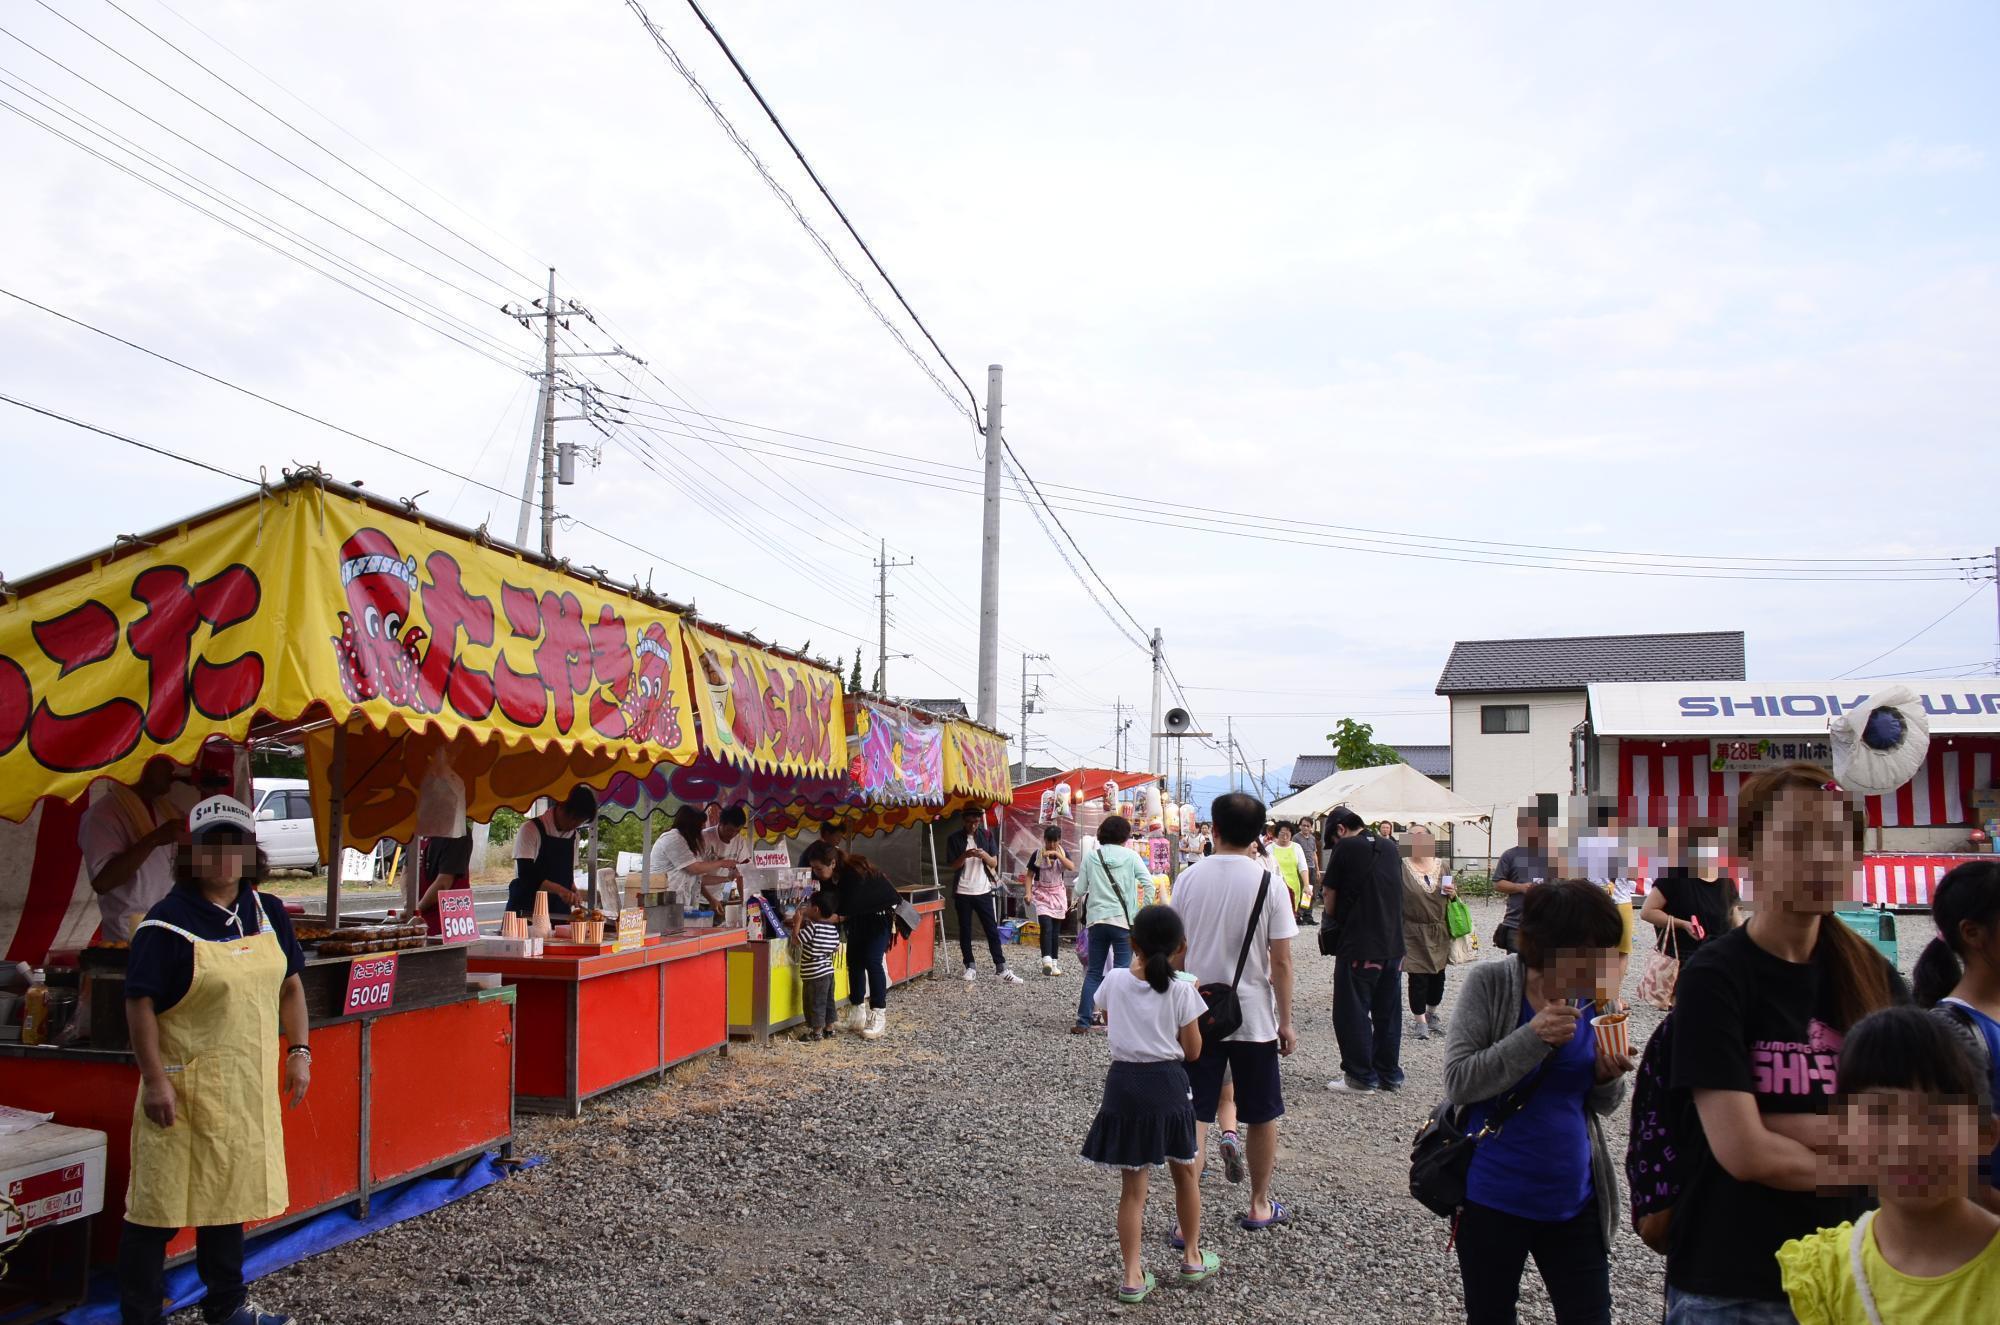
left=1321, top=807, right=1406, bottom=1094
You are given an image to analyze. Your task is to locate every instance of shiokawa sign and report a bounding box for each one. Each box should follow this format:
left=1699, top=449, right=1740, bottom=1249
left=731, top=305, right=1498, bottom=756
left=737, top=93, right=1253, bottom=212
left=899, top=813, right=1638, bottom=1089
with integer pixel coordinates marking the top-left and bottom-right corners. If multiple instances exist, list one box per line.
left=1589, top=681, right=2000, bottom=740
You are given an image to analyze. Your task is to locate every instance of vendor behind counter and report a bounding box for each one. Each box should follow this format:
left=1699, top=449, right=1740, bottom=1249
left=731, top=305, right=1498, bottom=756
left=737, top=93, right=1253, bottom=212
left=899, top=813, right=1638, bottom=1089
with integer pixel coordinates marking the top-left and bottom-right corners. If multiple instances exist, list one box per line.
left=505, top=787, right=598, bottom=920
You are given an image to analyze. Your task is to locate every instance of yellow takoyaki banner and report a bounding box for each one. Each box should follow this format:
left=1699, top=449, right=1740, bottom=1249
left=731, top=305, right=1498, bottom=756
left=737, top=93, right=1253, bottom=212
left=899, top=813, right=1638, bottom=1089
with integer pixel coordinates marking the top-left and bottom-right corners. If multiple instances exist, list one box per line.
left=943, top=721, right=1012, bottom=803
left=680, top=623, right=849, bottom=778
left=0, top=485, right=701, bottom=825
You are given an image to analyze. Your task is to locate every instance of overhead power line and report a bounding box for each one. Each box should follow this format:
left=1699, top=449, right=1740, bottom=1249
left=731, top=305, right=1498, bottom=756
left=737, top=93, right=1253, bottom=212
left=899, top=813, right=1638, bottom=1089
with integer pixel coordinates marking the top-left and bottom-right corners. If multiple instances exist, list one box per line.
left=1833, top=585, right=1991, bottom=680
left=619, top=0, right=975, bottom=426
left=675, top=0, right=984, bottom=426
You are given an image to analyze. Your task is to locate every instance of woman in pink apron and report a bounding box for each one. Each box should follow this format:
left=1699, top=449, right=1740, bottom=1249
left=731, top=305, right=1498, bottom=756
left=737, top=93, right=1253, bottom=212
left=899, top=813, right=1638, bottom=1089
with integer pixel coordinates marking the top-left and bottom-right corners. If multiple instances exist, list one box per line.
left=1028, top=823, right=1077, bottom=976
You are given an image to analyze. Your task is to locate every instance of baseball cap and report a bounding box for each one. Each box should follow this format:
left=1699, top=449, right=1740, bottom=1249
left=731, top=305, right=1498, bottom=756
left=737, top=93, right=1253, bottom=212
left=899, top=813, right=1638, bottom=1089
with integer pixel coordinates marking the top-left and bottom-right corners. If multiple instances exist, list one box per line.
left=188, top=795, right=256, bottom=842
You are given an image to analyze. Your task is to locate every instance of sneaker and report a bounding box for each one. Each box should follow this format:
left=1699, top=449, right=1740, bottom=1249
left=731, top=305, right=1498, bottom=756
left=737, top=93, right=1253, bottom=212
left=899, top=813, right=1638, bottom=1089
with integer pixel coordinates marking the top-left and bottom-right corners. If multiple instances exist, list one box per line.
left=211, top=1307, right=295, bottom=1325
left=1218, top=1130, right=1245, bottom=1185
left=845, top=1003, right=868, bottom=1033
left=1427, top=1008, right=1448, bottom=1033
left=1326, top=1076, right=1377, bottom=1094
left=962, top=966, right=980, bottom=983
left=863, top=1008, right=886, bottom=1039
left=999, top=968, right=1025, bottom=985
left=1047, top=961, right=1063, bottom=976
left=1039, top=956, right=1056, bottom=975
left=1411, top=1018, right=1431, bottom=1041
left=1379, top=1078, right=1406, bottom=1093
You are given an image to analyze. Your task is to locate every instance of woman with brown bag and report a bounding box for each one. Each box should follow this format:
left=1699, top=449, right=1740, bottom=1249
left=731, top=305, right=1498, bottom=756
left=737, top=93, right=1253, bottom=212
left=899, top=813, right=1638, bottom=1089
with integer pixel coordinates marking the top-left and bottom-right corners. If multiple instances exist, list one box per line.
left=1401, top=828, right=1455, bottom=1040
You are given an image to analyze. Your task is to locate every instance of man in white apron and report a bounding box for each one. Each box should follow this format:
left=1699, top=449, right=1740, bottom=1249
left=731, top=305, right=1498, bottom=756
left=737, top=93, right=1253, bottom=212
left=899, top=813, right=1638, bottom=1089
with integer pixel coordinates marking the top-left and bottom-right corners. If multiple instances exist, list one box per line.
left=120, top=796, right=309, bottom=1325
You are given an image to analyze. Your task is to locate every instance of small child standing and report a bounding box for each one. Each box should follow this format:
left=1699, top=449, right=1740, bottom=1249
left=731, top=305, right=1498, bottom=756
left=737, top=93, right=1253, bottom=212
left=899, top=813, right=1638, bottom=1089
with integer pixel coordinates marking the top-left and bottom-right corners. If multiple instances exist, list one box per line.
left=790, top=891, right=842, bottom=1040
left=1914, top=859, right=2000, bottom=1212
left=1080, top=903, right=1220, bottom=1303
left=1028, top=824, right=1076, bottom=976
left=1776, top=1006, right=2000, bottom=1322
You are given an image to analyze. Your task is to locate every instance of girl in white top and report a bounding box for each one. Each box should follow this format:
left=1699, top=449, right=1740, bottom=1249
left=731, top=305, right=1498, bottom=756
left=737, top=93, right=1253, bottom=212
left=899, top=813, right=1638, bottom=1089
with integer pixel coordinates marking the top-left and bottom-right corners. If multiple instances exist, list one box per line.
left=1079, top=904, right=1219, bottom=1303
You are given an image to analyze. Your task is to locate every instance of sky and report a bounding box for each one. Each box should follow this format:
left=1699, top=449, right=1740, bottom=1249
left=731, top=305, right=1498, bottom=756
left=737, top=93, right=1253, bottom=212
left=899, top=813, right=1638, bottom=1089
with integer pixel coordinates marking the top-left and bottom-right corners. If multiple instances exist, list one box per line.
left=4, top=0, right=1997, bottom=797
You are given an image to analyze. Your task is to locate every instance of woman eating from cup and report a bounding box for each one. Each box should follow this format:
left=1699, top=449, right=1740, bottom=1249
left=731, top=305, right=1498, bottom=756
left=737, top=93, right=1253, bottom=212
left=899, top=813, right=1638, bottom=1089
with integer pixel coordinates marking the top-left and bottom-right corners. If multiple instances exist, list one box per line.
left=1664, top=763, right=1904, bottom=1323
left=1444, top=878, right=1633, bottom=1325
left=120, top=796, right=308, bottom=1325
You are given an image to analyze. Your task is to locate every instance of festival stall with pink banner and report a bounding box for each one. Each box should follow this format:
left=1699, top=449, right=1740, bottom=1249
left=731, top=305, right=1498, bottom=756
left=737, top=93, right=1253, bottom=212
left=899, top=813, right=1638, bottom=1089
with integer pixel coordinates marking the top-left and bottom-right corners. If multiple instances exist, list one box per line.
left=591, top=696, right=1008, bottom=1039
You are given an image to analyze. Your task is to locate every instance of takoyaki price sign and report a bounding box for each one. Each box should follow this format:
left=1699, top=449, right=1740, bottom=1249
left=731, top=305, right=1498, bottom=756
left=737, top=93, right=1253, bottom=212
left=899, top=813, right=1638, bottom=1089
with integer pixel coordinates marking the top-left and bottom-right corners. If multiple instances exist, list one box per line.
left=0, top=487, right=702, bottom=819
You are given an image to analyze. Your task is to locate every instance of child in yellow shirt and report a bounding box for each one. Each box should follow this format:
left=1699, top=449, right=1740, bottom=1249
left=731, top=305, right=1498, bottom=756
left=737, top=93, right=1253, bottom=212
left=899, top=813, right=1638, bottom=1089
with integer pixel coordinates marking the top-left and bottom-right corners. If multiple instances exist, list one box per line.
left=1777, top=1005, right=2000, bottom=1324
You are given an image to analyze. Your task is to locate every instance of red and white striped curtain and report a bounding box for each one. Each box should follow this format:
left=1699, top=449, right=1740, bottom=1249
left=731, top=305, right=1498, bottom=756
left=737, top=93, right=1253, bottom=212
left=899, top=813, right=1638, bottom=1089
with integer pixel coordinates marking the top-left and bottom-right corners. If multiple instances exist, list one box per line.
left=1618, top=738, right=2000, bottom=830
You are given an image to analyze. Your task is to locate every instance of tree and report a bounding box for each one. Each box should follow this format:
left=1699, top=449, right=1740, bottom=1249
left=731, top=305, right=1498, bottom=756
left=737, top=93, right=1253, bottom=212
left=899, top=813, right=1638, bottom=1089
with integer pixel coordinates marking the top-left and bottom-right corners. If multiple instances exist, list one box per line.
left=849, top=651, right=865, bottom=694
left=1325, top=717, right=1403, bottom=770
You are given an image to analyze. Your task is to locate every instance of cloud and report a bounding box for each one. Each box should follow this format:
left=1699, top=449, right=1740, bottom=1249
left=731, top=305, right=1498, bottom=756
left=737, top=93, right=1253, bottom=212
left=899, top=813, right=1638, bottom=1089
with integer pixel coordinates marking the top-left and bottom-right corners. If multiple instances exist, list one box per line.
left=1858, top=140, right=1987, bottom=176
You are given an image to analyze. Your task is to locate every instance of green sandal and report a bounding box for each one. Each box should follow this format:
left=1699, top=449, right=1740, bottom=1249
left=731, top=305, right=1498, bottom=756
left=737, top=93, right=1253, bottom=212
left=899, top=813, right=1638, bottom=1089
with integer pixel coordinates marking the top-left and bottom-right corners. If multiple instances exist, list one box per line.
left=1179, top=1249, right=1221, bottom=1285
left=1115, top=1271, right=1157, bottom=1304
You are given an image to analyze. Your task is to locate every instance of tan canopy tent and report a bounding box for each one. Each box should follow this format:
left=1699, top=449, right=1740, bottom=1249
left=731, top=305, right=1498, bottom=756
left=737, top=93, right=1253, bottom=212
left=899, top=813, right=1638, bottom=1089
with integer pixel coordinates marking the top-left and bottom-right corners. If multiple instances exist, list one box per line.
left=1269, top=761, right=1494, bottom=829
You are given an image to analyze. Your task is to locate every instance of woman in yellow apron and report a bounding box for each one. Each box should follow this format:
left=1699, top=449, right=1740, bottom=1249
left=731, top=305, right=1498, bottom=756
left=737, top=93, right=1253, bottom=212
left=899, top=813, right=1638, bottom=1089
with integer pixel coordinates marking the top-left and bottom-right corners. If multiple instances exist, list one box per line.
left=119, top=796, right=309, bottom=1325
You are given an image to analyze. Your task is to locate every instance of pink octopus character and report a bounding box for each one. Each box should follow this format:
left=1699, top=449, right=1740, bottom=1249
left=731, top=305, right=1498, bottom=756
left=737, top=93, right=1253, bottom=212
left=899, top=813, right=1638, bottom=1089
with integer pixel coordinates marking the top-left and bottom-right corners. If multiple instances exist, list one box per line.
left=617, top=623, right=684, bottom=747
left=331, top=528, right=426, bottom=707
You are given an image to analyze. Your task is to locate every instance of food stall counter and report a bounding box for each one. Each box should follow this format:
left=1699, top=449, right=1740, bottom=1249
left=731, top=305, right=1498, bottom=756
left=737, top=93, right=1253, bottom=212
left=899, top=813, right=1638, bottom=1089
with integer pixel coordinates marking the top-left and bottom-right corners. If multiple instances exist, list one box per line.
left=0, top=976, right=514, bottom=1270
left=466, top=926, right=745, bottom=1116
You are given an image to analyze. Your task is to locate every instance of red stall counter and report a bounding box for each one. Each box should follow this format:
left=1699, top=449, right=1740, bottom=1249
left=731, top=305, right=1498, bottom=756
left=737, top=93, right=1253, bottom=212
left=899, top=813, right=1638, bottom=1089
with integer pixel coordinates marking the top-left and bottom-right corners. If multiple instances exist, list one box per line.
left=468, top=927, right=745, bottom=1117
left=0, top=986, right=515, bottom=1269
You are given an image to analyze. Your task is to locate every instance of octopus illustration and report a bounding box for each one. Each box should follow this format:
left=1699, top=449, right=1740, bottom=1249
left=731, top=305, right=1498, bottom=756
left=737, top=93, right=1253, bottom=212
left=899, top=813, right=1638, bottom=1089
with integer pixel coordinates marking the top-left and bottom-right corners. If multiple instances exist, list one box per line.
left=615, top=623, right=684, bottom=747
left=332, top=528, right=426, bottom=707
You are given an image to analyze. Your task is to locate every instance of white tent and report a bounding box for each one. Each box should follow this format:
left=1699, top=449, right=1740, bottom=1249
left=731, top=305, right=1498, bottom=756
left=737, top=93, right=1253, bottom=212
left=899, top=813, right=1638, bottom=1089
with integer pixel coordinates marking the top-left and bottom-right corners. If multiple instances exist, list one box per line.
left=1269, top=762, right=1494, bottom=828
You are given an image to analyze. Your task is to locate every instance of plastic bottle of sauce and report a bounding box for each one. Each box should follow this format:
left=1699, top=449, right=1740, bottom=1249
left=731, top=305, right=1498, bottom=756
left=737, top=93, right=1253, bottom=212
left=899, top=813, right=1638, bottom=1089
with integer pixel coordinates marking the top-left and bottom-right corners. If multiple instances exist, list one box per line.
left=20, top=968, right=49, bottom=1046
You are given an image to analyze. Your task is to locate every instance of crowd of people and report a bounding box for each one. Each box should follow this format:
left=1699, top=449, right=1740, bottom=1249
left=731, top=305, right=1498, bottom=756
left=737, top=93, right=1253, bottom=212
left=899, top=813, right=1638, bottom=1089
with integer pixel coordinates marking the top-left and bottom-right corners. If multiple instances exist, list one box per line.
left=1011, top=770, right=2000, bottom=1321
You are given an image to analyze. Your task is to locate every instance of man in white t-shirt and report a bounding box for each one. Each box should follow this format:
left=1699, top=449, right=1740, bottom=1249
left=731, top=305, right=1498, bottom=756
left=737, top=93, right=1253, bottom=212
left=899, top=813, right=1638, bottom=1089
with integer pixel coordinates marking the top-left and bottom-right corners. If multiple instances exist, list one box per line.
left=1172, top=791, right=1298, bottom=1229
left=79, top=757, right=187, bottom=942
left=945, top=808, right=1021, bottom=984
left=701, top=805, right=752, bottom=896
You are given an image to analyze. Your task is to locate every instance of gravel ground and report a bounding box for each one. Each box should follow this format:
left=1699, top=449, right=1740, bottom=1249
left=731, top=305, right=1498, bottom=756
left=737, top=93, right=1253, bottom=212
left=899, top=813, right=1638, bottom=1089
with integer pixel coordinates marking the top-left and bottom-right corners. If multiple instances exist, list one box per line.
left=253, top=896, right=1931, bottom=1325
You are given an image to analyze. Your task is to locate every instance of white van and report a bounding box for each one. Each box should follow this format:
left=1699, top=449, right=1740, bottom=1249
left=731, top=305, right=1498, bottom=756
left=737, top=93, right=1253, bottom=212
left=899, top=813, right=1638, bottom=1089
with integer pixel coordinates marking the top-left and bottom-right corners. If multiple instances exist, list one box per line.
left=252, top=778, right=321, bottom=871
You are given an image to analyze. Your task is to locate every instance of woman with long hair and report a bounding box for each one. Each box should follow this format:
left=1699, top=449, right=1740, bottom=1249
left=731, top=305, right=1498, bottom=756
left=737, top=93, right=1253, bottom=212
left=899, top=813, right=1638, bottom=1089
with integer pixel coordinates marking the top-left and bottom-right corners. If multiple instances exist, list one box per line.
left=1400, top=828, right=1455, bottom=1041
left=802, top=840, right=901, bottom=1038
left=647, top=803, right=739, bottom=921
left=1912, top=858, right=2000, bottom=1214
left=1664, top=764, right=1904, bottom=1323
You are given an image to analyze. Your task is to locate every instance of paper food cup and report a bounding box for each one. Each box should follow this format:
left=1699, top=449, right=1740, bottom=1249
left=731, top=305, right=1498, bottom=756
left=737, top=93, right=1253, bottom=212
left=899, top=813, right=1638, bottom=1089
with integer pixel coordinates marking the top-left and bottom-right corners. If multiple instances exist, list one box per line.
left=1592, top=1011, right=1630, bottom=1060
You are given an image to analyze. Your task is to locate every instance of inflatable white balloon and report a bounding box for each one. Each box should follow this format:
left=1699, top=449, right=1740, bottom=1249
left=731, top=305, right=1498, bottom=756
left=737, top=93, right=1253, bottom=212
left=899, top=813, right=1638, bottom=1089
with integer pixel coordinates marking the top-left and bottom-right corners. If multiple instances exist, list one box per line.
left=1830, top=685, right=1931, bottom=796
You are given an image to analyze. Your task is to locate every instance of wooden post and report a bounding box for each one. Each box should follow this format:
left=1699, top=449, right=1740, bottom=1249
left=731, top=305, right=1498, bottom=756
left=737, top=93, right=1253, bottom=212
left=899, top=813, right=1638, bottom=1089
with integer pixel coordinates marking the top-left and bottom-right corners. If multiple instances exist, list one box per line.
left=640, top=789, right=655, bottom=897
left=325, top=723, right=348, bottom=923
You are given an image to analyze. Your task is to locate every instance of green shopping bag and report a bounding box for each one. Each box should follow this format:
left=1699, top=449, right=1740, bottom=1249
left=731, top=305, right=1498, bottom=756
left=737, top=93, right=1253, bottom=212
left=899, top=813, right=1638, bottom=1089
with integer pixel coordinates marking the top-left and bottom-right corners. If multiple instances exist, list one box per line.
left=1445, top=895, right=1473, bottom=940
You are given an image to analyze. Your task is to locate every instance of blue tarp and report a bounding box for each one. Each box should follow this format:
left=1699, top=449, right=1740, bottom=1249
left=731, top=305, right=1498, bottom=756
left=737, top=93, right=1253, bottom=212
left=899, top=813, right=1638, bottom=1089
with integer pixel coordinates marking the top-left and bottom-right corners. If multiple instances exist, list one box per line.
left=58, top=1153, right=537, bottom=1325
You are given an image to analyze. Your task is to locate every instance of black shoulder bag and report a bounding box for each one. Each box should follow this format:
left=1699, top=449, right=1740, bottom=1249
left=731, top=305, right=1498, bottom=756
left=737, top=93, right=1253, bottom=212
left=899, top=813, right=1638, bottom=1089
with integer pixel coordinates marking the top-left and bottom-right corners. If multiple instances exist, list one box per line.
left=1196, top=870, right=1271, bottom=1042
left=1409, top=1061, right=1550, bottom=1218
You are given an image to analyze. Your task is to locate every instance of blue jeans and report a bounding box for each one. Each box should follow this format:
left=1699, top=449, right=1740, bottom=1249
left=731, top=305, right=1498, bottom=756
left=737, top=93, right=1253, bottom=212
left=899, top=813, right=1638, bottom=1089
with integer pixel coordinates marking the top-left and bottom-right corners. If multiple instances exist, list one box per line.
left=1333, top=956, right=1405, bottom=1089
left=1076, top=923, right=1131, bottom=1028
left=1664, top=1288, right=1797, bottom=1325
left=846, top=919, right=891, bottom=1010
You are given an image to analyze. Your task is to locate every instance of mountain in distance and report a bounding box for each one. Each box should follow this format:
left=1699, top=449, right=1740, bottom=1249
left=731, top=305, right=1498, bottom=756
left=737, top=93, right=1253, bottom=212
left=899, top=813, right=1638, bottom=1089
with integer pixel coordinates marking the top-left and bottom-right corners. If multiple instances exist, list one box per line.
left=1177, top=762, right=1295, bottom=820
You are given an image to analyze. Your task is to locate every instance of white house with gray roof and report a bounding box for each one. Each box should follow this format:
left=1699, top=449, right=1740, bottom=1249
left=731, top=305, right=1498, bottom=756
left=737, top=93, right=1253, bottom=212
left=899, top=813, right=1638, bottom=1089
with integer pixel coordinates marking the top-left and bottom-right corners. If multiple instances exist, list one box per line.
left=1436, top=631, right=1746, bottom=862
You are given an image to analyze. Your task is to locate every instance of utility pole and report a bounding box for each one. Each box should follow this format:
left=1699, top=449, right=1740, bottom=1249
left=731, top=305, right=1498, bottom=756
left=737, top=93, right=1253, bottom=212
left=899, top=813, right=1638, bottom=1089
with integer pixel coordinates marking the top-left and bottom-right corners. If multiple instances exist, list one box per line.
left=1227, top=716, right=1236, bottom=792
left=976, top=365, right=1004, bottom=727
left=873, top=538, right=913, bottom=694
left=1113, top=698, right=1133, bottom=769
left=1260, top=757, right=1268, bottom=800
left=1019, top=652, right=1051, bottom=778
left=512, top=378, right=547, bottom=550
left=501, top=269, right=637, bottom=557
left=1149, top=629, right=1164, bottom=774
left=1993, top=545, right=1999, bottom=674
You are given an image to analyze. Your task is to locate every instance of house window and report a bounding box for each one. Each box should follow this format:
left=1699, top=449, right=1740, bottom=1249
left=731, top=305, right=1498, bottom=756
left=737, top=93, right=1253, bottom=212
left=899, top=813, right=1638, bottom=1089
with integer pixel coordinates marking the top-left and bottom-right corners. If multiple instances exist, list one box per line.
left=1481, top=704, right=1529, bottom=734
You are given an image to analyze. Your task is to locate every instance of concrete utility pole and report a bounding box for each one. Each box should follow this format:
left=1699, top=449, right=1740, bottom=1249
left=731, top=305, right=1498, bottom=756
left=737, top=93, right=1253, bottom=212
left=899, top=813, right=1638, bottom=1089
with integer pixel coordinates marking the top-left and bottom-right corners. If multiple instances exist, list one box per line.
left=1993, top=545, right=1999, bottom=674
left=537, top=268, right=558, bottom=557
left=976, top=365, right=1004, bottom=726
left=873, top=538, right=913, bottom=694
left=1149, top=629, right=1164, bottom=774
left=1228, top=716, right=1236, bottom=792
left=1113, top=697, right=1133, bottom=770
left=513, top=378, right=548, bottom=550
left=1019, top=652, right=1051, bottom=776
left=502, top=269, right=639, bottom=557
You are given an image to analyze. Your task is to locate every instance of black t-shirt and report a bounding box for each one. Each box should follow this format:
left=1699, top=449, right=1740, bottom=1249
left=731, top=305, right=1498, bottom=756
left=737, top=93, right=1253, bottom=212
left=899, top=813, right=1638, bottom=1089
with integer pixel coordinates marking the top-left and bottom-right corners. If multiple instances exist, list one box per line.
left=1667, top=924, right=1906, bottom=1301
left=1325, top=832, right=1405, bottom=962
left=1650, top=868, right=1738, bottom=956
left=126, top=885, right=306, bottom=1014
left=835, top=863, right=900, bottom=933
left=1492, top=846, right=1549, bottom=929
left=420, top=835, right=475, bottom=932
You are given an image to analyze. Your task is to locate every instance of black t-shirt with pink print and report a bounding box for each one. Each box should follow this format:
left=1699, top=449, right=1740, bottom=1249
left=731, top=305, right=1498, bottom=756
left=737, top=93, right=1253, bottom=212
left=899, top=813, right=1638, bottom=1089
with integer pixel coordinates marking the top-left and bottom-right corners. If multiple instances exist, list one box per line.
left=1667, top=923, right=1905, bottom=1302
